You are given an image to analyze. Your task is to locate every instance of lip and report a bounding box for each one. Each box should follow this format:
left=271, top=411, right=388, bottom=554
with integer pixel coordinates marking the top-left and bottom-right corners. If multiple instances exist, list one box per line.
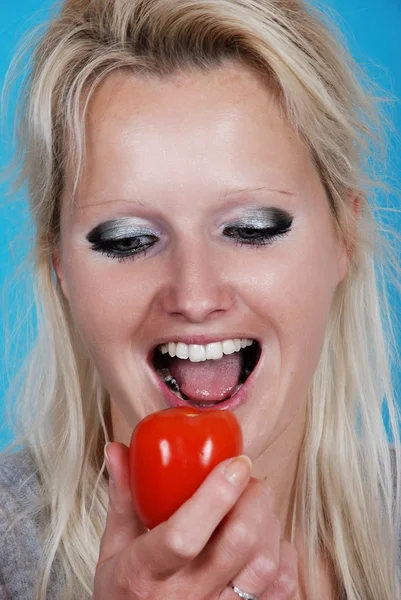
left=145, top=340, right=262, bottom=412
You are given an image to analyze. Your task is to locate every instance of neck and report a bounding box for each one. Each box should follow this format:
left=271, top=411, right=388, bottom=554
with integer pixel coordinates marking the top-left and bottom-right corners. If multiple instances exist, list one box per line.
left=250, top=401, right=307, bottom=541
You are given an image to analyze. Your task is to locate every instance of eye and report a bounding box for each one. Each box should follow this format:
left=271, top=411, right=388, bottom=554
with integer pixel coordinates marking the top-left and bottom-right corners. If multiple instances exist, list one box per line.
left=90, top=234, right=158, bottom=263
left=223, top=225, right=291, bottom=247
left=113, top=237, right=149, bottom=252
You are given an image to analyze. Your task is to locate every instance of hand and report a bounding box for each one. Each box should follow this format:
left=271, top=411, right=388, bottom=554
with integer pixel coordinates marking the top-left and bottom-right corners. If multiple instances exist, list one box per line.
left=93, top=442, right=299, bottom=600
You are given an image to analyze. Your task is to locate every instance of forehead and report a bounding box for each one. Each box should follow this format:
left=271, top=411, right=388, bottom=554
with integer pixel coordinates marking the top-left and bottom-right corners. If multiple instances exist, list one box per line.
left=86, top=63, right=278, bottom=121
left=65, top=63, right=319, bottom=210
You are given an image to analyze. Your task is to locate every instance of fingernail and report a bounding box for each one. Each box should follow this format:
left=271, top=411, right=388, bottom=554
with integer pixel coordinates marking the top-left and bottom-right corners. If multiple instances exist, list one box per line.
left=104, top=442, right=113, bottom=481
left=224, top=455, right=252, bottom=485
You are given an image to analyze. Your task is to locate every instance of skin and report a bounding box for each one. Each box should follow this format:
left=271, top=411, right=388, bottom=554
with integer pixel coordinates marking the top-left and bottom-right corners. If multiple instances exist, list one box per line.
left=54, top=62, right=356, bottom=598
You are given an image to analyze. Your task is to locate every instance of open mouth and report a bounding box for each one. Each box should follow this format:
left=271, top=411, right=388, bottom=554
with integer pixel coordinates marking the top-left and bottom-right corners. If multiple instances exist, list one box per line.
left=151, top=340, right=261, bottom=408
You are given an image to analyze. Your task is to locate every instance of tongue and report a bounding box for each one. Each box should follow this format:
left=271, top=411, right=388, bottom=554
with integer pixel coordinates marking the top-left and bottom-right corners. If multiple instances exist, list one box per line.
left=169, top=353, right=242, bottom=402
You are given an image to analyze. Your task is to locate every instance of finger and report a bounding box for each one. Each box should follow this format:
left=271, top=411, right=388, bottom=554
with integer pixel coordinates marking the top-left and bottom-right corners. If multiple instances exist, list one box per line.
left=260, top=539, right=299, bottom=600
left=224, top=546, right=281, bottom=600
left=98, top=442, right=146, bottom=566
left=125, top=455, right=253, bottom=580
left=203, top=478, right=280, bottom=597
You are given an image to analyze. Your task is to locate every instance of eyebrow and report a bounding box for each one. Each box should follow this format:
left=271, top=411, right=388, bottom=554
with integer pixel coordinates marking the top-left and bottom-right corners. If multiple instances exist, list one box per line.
left=76, top=197, right=147, bottom=209
left=221, top=186, right=296, bottom=199
left=76, top=185, right=295, bottom=209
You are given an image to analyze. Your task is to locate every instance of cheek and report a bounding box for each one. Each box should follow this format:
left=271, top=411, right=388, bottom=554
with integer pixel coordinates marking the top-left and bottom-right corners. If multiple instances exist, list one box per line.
left=241, top=234, right=339, bottom=361
left=63, top=250, right=159, bottom=357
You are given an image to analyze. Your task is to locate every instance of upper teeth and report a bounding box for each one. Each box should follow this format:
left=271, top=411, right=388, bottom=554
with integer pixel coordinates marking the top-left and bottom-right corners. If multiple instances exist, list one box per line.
left=158, top=338, right=254, bottom=362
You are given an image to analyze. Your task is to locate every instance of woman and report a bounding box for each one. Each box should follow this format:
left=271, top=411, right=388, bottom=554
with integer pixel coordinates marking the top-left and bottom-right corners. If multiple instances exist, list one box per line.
left=0, top=0, right=400, bottom=598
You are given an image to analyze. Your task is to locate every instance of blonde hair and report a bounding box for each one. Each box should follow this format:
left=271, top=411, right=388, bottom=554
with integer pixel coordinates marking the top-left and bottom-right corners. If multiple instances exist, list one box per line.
left=2, top=0, right=401, bottom=598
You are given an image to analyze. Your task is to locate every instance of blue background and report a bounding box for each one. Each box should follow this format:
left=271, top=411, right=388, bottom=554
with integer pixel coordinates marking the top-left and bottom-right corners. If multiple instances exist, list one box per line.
left=0, top=1, right=400, bottom=450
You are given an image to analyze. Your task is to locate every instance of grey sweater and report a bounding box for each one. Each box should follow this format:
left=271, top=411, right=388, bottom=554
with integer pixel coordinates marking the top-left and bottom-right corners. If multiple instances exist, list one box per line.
left=0, top=448, right=66, bottom=600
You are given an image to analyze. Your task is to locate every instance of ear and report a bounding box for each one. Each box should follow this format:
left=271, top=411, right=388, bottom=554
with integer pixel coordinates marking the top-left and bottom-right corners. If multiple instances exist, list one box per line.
left=52, top=249, right=70, bottom=300
left=337, top=194, right=361, bottom=283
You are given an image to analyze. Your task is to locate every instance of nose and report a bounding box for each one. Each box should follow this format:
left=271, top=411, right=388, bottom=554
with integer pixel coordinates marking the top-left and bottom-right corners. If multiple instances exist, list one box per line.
left=160, top=238, right=235, bottom=323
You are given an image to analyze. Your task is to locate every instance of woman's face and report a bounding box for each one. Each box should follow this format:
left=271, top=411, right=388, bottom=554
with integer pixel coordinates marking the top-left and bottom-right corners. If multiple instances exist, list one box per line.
left=55, top=63, right=349, bottom=462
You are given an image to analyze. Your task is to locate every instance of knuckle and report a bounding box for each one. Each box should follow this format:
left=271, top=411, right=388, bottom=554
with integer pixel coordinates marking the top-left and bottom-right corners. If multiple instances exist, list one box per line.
left=115, top=558, right=129, bottom=591
left=115, top=558, right=141, bottom=595
left=230, top=518, right=259, bottom=548
left=109, top=496, right=133, bottom=521
left=164, top=522, right=198, bottom=561
left=275, top=570, right=298, bottom=596
left=215, top=481, right=236, bottom=504
left=250, top=553, right=278, bottom=582
left=229, top=519, right=250, bottom=545
left=114, top=556, right=148, bottom=596
left=108, top=495, right=124, bottom=516
left=218, top=519, right=257, bottom=567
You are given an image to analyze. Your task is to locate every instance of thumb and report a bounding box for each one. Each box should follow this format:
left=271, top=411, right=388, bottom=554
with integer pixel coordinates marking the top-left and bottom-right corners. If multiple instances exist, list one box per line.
left=98, top=441, right=146, bottom=566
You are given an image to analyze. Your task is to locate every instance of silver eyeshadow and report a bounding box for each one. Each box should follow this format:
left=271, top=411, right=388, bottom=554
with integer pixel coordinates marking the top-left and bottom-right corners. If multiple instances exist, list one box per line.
left=86, top=219, right=159, bottom=243
left=220, top=207, right=293, bottom=231
left=86, top=207, right=294, bottom=243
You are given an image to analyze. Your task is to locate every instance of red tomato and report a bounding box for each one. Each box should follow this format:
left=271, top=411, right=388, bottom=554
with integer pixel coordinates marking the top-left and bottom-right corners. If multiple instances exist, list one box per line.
left=129, top=406, right=243, bottom=529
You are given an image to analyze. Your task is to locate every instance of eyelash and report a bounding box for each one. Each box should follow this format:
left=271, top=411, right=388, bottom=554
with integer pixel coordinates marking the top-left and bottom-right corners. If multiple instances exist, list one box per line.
left=223, top=226, right=291, bottom=248
left=91, top=235, right=157, bottom=264
left=91, top=226, right=292, bottom=264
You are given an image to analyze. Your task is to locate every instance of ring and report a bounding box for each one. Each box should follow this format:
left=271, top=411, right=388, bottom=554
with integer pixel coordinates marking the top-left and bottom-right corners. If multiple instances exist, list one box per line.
left=229, top=581, right=259, bottom=600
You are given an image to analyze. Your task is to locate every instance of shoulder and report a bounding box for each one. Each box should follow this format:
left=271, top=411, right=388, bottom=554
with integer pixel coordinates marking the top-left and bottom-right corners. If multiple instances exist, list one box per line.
left=0, top=447, right=41, bottom=507
left=0, top=448, right=70, bottom=599
left=0, top=447, right=42, bottom=542
left=0, top=448, right=45, bottom=599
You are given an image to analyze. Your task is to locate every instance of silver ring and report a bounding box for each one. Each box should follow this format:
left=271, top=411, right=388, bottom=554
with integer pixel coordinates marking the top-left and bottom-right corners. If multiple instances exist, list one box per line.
left=229, top=581, right=259, bottom=600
